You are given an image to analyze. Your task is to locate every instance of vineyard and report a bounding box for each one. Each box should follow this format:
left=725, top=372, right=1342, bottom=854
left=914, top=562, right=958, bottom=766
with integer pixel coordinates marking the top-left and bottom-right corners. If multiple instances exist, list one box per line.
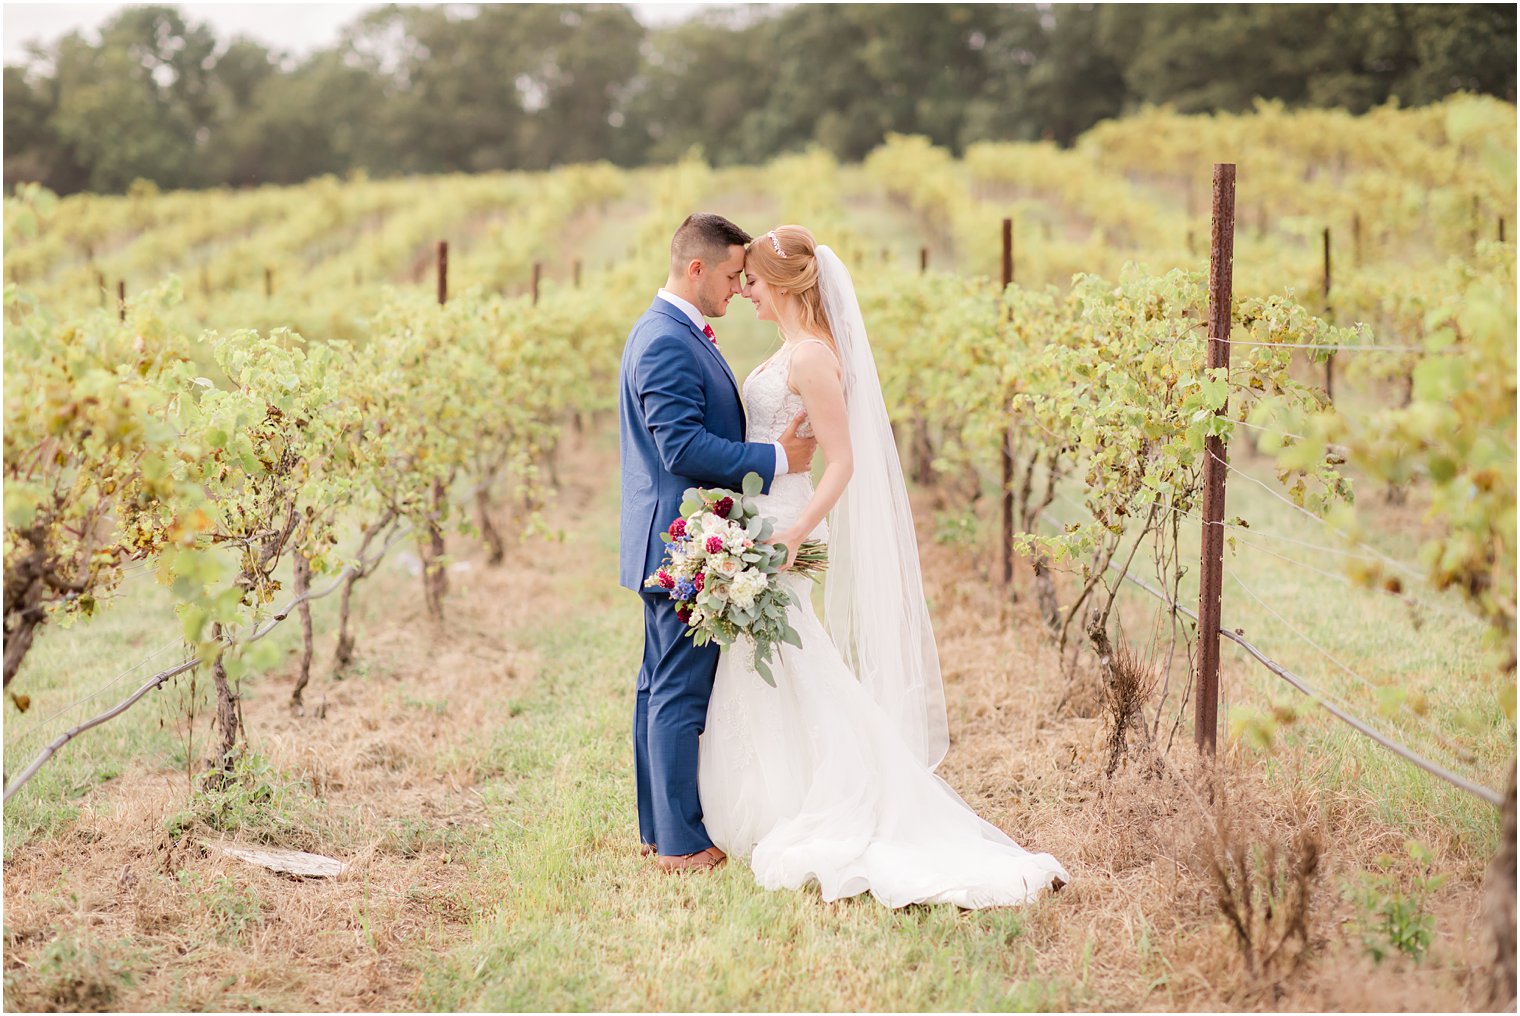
left=3, top=94, right=1516, bottom=1011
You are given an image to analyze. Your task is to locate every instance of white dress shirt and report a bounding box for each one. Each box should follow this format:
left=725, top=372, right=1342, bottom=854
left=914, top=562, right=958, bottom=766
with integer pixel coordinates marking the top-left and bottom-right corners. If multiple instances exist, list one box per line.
left=656, top=289, right=791, bottom=475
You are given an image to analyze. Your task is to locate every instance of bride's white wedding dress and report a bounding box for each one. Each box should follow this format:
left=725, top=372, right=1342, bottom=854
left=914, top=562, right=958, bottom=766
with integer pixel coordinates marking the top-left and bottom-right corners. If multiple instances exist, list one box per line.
left=698, top=339, right=1070, bottom=909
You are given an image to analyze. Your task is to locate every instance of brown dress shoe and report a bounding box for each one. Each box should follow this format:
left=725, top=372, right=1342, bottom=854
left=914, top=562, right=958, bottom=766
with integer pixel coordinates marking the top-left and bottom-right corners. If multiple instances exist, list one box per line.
left=640, top=842, right=658, bottom=858
left=656, top=846, right=726, bottom=873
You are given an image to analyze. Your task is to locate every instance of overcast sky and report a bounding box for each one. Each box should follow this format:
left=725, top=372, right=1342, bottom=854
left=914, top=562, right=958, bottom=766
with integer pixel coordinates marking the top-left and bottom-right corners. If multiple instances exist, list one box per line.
left=1, top=2, right=711, bottom=63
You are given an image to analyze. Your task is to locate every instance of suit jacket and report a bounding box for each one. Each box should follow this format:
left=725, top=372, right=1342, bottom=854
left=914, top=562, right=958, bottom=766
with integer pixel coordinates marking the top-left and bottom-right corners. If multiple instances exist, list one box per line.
left=618, top=298, right=777, bottom=591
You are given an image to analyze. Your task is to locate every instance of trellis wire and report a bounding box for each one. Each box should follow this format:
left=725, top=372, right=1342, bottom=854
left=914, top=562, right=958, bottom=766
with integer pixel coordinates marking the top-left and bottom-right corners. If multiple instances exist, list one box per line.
left=1210, top=447, right=1426, bottom=579
left=1227, top=339, right=1428, bottom=353
left=3, top=495, right=431, bottom=804
left=1051, top=486, right=1489, bottom=760
left=1076, top=533, right=1503, bottom=807
left=5, top=633, right=187, bottom=756
left=1225, top=566, right=1480, bottom=764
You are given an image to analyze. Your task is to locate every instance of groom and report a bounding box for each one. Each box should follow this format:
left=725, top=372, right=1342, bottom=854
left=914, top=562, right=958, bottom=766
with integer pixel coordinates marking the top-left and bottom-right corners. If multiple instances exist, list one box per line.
left=618, top=213, right=816, bottom=873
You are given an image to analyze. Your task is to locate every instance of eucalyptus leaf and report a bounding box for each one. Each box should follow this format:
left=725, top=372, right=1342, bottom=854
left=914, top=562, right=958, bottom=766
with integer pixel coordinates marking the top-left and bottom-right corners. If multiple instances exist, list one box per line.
left=755, top=654, right=777, bottom=688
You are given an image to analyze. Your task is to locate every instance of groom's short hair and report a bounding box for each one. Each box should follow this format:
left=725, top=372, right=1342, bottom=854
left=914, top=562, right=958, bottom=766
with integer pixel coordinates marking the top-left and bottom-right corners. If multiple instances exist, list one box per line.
left=671, top=213, right=751, bottom=270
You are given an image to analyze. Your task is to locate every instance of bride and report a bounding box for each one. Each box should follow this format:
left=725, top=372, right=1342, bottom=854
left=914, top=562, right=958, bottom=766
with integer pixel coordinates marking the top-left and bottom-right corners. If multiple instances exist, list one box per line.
left=697, top=225, right=1070, bottom=909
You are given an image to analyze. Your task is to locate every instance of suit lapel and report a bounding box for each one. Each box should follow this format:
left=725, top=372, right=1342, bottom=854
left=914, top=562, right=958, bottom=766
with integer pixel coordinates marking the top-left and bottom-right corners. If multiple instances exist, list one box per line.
left=648, top=299, right=743, bottom=410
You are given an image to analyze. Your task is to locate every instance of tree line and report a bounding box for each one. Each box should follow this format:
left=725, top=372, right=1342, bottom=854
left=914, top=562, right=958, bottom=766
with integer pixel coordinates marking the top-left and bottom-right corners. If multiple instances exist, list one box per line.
left=4, top=3, right=1515, bottom=195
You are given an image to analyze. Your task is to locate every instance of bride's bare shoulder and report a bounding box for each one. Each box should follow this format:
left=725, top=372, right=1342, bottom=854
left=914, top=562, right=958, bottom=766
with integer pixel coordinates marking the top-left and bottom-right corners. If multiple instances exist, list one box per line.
left=789, top=338, right=842, bottom=378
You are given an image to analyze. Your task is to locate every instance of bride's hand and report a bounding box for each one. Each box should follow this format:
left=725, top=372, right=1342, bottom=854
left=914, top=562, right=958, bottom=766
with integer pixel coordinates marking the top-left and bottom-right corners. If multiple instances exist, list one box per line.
left=772, top=528, right=804, bottom=571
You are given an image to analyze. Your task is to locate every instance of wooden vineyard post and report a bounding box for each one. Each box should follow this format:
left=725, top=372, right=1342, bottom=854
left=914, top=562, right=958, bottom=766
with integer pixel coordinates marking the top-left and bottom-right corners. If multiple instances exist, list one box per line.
left=1352, top=212, right=1363, bottom=267
left=1323, top=227, right=1334, bottom=403
left=532, top=261, right=542, bottom=306
left=96, top=271, right=106, bottom=307
left=1000, top=218, right=1015, bottom=594
left=1002, top=216, right=1014, bottom=287
left=908, top=244, right=934, bottom=485
left=436, top=241, right=448, bottom=306
left=117, top=280, right=126, bottom=323
left=1501, top=217, right=1507, bottom=244
left=1196, top=162, right=1236, bottom=757
left=573, top=259, right=582, bottom=289
left=264, top=266, right=273, bottom=300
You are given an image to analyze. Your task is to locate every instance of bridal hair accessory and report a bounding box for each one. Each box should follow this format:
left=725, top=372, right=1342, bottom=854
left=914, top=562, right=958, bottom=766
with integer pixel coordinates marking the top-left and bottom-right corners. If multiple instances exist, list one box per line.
left=768, top=231, right=790, bottom=258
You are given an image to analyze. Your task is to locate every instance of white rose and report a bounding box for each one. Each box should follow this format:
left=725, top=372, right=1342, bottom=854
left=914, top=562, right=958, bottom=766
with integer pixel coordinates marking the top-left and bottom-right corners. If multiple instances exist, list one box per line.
left=712, top=554, right=742, bottom=578
left=730, top=581, right=758, bottom=611
left=729, top=570, right=767, bottom=610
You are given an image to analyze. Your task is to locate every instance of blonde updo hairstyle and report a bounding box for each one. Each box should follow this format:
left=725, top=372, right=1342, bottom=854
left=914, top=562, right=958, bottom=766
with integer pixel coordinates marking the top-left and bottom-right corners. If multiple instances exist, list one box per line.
left=747, top=225, right=837, bottom=355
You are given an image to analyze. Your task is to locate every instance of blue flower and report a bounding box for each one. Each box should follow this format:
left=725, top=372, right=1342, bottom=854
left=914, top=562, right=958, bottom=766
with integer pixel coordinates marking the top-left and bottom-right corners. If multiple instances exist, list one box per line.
left=674, top=579, right=697, bottom=600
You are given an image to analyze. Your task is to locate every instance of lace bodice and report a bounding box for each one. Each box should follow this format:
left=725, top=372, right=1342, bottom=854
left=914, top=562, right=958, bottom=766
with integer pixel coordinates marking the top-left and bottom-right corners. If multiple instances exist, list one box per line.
left=743, top=341, right=828, bottom=542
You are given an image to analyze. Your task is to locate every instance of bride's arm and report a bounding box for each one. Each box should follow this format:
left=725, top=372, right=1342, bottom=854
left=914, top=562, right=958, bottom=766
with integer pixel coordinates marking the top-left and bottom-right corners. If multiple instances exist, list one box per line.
left=773, top=343, right=851, bottom=567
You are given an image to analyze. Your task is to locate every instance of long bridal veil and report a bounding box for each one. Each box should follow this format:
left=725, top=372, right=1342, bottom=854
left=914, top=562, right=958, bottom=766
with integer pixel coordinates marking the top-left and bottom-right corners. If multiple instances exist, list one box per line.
left=815, top=245, right=950, bottom=771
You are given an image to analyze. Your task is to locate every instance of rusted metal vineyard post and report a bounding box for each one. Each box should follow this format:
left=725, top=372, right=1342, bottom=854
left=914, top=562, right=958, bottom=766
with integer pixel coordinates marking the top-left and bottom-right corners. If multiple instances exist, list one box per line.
left=1323, top=227, right=1334, bottom=403
left=910, top=245, right=932, bottom=484
left=1196, top=163, right=1236, bottom=756
left=436, top=241, right=448, bottom=306
left=532, top=261, right=542, bottom=305
left=1000, top=217, right=1015, bottom=593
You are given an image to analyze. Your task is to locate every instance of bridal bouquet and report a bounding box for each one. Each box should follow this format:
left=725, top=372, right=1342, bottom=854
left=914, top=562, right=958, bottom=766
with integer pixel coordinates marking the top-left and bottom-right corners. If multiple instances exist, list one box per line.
left=644, top=472, right=827, bottom=686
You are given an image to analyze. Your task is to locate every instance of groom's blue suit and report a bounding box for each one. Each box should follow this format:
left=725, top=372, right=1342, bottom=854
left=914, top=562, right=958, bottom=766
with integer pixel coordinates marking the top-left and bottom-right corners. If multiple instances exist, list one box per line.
left=619, top=297, right=778, bottom=856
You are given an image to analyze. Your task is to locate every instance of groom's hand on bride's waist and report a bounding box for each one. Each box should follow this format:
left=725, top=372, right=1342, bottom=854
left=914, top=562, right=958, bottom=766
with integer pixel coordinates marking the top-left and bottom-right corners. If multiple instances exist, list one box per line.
left=779, top=411, right=817, bottom=474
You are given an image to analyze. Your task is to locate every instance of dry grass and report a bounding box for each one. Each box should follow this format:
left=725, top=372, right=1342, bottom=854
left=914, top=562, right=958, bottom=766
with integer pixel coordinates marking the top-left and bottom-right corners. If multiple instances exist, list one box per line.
left=2, top=430, right=1508, bottom=1011
left=2, top=474, right=554, bottom=1011
left=919, top=523, right=1501, bottom=1011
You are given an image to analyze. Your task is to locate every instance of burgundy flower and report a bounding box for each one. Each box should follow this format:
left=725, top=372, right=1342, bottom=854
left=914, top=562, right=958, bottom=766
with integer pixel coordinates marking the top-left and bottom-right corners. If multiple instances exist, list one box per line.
left=657, top=570, right=675, bottom=590
left=676, top=604, right=693, bottom=623
left=694, top=572, right=705, bottom=592
left=713, top=496, right=735, bottom=518
left=705, top=536, right=724, bottom=554
left=668, top=517, right=687, bottom=539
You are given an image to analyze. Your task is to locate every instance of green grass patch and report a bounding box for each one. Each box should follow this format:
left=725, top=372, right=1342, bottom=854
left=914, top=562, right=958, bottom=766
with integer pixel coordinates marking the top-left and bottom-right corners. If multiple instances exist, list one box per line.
left=419, top=488, right=1078, bottom=1012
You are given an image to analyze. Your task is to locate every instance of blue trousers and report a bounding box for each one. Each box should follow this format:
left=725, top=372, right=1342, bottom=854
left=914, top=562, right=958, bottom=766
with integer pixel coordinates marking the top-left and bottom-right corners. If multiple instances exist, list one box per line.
left=634, top=590, right=720, bottom=856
